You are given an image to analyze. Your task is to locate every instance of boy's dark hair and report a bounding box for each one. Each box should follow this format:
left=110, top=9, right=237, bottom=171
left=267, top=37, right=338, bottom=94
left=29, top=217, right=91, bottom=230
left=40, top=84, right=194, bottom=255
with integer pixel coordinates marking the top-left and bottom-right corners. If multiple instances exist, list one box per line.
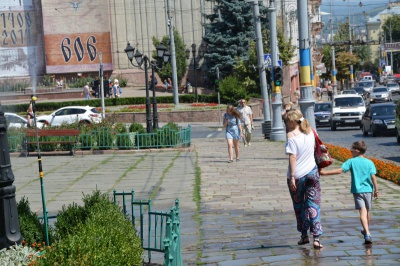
left=352, top=141, right=367, bottom=154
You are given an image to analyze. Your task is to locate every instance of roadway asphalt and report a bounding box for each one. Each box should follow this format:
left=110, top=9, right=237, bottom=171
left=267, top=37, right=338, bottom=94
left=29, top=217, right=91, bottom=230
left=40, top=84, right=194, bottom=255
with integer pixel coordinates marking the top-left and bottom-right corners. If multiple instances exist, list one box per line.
left=9, top=119, right=400, bottom=265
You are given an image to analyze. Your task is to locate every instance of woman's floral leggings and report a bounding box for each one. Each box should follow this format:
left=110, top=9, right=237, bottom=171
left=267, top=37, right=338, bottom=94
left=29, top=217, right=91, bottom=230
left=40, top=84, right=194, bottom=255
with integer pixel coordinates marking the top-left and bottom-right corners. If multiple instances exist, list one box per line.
left=287, top=167, right=323, bottom=237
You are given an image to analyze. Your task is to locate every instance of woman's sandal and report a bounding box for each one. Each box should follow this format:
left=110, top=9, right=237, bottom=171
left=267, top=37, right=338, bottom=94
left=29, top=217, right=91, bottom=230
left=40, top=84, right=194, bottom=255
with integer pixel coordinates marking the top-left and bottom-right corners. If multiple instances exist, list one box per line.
left=313, top=239, right=323, bottom=249
left=298, top=235, right=310, bottom=245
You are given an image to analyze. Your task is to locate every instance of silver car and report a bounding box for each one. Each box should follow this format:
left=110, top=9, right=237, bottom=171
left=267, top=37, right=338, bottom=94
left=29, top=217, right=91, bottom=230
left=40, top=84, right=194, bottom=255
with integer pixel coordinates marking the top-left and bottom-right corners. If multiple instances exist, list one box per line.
left=386, top=82, right=400, bottom=94
left=357, top=81, right=375, bottom=93
left=369, top=87, right=393, bottom=104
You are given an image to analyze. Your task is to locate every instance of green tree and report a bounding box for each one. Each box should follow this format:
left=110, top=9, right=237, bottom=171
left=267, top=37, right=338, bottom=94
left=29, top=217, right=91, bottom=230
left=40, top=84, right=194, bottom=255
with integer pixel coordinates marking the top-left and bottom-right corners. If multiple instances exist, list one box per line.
left=219, top=75, right=247, bottom=104
left=152, top=29, right=186, bottom=85
left=203, top=0, right=268, bottom=79
left=321, top=20, right=371, bottom=79
left=233, top=28, right=295, bottom=96
left=335, top=52, right=359, bottom=80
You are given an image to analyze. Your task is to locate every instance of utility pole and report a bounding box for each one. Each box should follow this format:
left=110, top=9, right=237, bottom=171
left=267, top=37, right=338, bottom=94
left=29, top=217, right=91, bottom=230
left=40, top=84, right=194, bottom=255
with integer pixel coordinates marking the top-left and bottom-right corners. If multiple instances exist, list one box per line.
left=308, top=12, right=315, bottom=90
left=166, top=0, right=179, bottom=106
left=268, top=0, right=285, bottom=141
left=297, top=0, right=316, bottom=128
left=330, top=0, right=337, bottom=96
left=348, top=0, right=354, bottom=88
left=246, top=0, right=272, bottom=139
left=390, top=17, right=393, bottom=74
left=99, top=52, right=105, bottom=119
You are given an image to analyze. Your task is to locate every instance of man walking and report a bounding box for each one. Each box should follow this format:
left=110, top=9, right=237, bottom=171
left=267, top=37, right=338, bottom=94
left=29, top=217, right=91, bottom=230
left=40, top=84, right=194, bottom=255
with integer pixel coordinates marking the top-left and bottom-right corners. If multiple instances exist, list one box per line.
left=237, top=99, right=253, bottom=147
left=82, top=82, right=91, bottom=100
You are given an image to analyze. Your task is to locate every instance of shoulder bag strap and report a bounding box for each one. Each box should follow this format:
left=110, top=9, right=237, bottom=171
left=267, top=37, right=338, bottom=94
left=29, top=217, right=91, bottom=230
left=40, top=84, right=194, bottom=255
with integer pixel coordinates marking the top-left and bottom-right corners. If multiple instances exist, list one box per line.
left=311, top=128, right=323, bottom=146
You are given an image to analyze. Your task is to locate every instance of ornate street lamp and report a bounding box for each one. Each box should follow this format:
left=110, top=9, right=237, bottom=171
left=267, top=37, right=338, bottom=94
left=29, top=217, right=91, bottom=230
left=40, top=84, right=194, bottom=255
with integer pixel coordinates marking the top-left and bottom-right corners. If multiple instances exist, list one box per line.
left=185, top=43, right=204, bottom=102
left=124, top=43, right=170, bottom=132
left=0, top=105, right=22, bottom=249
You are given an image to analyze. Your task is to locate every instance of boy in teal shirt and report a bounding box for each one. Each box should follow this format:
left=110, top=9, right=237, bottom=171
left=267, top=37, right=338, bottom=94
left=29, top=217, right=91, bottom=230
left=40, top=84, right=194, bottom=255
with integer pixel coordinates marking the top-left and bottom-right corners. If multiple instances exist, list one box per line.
left=320, top=141, right=379, bottom=244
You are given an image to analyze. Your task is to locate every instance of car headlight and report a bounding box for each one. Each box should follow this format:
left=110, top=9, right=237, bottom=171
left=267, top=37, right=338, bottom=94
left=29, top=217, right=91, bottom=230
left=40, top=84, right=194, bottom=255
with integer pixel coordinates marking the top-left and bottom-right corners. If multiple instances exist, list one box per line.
left=372, top=119, right=383, bottom=124
left=381, top=93, right=388, bottom=97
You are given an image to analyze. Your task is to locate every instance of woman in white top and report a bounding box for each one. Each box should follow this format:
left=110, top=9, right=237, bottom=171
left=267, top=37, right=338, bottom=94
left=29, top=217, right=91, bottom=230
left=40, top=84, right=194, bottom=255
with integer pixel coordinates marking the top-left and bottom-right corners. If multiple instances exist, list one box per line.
left=285, top=109, right=323, bottom=249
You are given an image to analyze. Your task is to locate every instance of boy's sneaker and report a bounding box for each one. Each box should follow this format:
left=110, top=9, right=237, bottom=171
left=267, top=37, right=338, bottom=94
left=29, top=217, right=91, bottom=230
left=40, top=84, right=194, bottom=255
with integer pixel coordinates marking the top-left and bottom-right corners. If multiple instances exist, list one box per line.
left=361, top=230, right=366, bottom=236
left=364, top=234, right=372, bottom=244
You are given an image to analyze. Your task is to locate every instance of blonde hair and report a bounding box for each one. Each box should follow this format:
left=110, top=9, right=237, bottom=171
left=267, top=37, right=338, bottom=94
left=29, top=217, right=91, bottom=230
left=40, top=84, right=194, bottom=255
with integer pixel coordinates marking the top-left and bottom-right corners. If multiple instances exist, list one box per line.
left=285, top=109, right=311, bottom=134
left=227, top=105, right=241, bottom=119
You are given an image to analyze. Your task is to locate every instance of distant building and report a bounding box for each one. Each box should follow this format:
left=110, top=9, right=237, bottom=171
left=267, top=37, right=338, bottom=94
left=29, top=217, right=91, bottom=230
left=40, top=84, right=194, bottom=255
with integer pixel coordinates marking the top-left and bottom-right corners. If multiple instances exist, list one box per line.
left=366, top=3, right=400, bottom=65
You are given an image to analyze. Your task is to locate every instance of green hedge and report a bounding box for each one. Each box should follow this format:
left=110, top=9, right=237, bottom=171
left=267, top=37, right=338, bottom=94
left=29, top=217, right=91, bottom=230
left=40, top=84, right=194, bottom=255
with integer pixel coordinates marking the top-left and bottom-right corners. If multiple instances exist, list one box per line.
left=2, top=94, right=219, bottom=113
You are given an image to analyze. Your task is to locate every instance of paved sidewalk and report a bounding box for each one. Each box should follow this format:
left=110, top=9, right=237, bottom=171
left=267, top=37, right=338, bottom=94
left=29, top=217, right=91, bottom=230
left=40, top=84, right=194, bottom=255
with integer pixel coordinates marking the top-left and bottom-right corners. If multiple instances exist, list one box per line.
left=10, top=134, right=400, bottom=265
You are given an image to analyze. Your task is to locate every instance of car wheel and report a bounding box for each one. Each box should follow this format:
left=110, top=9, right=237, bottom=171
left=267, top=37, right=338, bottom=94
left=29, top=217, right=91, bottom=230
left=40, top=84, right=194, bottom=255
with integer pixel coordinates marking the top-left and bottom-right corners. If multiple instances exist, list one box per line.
left=362, top=125, right=368, bottom=136
left=396, top=128, right=400, bottom=144
left=79, top=120, right=91, bottom=126
left=330, top=122, right=336, bottom=131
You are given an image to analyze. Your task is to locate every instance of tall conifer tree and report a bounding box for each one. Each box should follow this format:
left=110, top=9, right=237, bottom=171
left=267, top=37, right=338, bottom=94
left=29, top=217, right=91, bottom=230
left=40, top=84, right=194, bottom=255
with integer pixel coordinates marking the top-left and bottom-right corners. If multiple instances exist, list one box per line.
left=203, top=0, right=268, bottom=79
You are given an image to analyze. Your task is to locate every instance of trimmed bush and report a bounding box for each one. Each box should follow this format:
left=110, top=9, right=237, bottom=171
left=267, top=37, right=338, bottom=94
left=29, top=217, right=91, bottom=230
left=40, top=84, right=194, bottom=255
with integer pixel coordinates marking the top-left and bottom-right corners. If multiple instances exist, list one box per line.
left=17, top=197, right=48, bottom=245
left=36, top=192, right=143, bottom=265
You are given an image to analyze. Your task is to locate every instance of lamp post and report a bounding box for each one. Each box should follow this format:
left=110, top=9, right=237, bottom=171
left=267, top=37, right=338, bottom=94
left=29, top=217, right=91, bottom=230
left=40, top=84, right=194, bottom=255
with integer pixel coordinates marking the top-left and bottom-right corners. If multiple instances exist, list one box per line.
left=185, top=43, right=204, bottom=102
left=151, top=44, right=170, bottom=129
left=125, top=43, right=170, bottom=132
left=0, top=104, right=22, bottom=249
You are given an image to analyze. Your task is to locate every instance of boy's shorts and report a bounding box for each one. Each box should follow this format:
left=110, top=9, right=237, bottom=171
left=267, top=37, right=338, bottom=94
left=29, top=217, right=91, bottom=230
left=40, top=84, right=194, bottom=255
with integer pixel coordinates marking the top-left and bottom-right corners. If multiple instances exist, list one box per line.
left=353, top=193, right=373, bottom=210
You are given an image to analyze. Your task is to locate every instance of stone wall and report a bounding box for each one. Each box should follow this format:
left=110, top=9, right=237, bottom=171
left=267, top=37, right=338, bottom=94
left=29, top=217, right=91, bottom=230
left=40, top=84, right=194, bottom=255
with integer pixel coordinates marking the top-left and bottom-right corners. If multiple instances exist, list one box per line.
left=109, top=100, right=263, bottom=123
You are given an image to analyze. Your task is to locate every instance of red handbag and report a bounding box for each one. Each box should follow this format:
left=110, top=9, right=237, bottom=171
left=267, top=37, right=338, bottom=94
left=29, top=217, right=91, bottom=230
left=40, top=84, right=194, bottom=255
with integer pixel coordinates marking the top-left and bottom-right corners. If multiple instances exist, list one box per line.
left=312, top=128, right=332, bottom=168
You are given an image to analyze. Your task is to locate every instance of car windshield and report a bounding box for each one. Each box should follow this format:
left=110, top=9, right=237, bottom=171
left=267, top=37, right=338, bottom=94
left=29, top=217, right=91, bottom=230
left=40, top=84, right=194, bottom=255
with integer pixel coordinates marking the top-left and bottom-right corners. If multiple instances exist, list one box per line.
left=371, top=106, right=395, bottom=116
left=358, top=82, right=374, bottom=87
left=333, top=97, right=364, bottom=107
left=387, top=83, right=398, bottom=87
left=353, top=87, right=364, bottom=93
left=90, top=108, right=99, bottom=113
left=315, top=104, right=331, bottom=112
left=372, top=88, right=388, bottom=93
left=343, top=90, right=356, bottom=94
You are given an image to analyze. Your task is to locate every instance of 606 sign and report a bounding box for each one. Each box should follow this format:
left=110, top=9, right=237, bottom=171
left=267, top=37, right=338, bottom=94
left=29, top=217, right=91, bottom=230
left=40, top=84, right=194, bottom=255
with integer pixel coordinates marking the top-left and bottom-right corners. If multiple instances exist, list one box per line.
left=61, top=36, right=97, bottom=63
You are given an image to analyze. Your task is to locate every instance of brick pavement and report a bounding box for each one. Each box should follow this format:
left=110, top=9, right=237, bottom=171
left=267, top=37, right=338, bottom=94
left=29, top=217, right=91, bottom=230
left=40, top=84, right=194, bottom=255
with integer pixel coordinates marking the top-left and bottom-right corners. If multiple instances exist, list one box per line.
left=9, top=127, right=400, bottom=265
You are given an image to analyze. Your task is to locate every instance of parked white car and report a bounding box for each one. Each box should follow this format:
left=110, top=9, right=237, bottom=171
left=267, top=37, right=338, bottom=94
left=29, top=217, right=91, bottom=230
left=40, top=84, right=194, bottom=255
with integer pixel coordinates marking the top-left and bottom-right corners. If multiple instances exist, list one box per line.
left=36, top=106, right=102, bottom=126
left=5, top=112, right=44, bottom=128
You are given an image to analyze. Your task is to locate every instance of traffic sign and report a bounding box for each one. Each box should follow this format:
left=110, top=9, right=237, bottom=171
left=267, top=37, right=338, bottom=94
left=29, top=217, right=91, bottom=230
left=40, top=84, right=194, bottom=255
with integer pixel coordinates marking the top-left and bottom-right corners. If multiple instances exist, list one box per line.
left=264, top=54, right=272, bottom=68
left=264, top=54, right=282, bottom=68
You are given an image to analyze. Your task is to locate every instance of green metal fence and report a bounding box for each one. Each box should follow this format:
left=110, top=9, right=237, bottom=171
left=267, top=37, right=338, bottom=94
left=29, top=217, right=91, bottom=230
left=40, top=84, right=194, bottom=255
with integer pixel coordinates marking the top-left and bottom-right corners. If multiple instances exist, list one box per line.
left=77, top=125, right=191, bottom=150
left=113, top=190, right=182, bottom=266
left=7, top=125, right=191, bottom=152
left=7, top=133, right=25, bottom=152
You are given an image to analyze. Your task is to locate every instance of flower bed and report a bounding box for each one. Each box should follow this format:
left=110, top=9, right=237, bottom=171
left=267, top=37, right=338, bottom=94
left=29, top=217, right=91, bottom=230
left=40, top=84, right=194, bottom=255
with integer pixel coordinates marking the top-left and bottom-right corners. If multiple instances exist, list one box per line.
left=326, top=143, right=400, bottom=185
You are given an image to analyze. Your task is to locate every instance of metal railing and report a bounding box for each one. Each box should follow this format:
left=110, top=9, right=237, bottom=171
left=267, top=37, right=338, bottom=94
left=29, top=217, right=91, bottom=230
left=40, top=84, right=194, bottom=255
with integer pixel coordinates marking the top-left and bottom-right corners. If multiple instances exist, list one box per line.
left=77, top=125, right=191, bottom=150
left=113, top=190, right=182, bottom=266
left=7, top=133, right=25, bottom=152
left=7, top=125, right=191, bottom=152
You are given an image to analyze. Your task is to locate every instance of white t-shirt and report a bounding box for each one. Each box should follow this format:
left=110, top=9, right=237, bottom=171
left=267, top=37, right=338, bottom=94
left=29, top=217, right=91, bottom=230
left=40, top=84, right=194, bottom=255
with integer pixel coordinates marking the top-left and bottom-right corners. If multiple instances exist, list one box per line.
left=237, top=105, right=252, bottom=125
left=285, top=132, right=316, bottom=179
